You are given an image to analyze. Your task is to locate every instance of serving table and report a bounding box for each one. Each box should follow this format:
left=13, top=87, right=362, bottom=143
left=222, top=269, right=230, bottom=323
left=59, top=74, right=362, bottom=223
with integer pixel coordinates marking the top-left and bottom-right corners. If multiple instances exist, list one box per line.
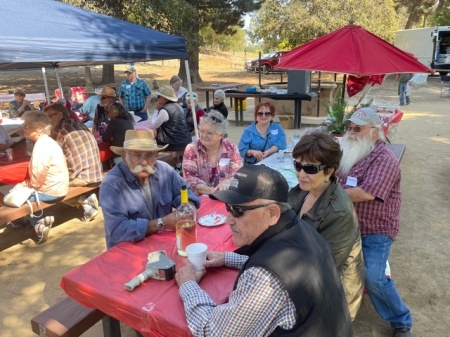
left=61, top=196, right=238, bottom=337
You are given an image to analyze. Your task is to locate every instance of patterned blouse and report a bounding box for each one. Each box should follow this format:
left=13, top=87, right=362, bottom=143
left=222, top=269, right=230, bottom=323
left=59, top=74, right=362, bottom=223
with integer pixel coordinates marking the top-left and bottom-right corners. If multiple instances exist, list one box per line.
left=183, top=139, right=242, bottom=193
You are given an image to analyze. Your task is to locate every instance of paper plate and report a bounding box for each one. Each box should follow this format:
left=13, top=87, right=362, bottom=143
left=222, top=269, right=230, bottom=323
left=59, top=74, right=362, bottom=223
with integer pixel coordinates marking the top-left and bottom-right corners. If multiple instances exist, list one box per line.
left=198, top=214, right=226, bottom=227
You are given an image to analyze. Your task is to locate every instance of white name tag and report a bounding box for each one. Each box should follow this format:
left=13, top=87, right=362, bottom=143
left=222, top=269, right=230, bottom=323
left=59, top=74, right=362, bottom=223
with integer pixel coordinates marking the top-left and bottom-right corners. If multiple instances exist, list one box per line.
left=219, top=158, right=230, bottom=167
left=126, top=85, right=131, bottom=89
left=346, top=176, right=358, bottom=187
left=270, top=129, right=279, bottom=135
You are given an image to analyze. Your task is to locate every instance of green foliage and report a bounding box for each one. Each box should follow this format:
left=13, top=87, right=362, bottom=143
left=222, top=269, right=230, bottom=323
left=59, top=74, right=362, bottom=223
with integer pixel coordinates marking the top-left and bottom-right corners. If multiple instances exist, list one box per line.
left=323, top=87, right=353, bottom=135
left=200, top=25, right=247, bottom=51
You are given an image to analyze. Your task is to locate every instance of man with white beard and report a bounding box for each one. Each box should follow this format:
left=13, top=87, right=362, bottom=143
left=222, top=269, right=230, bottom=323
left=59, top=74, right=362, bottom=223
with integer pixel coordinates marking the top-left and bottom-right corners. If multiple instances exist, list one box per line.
left=337, top=108, right=413, bottom=337
left=100, top=130, right=200, bottom=249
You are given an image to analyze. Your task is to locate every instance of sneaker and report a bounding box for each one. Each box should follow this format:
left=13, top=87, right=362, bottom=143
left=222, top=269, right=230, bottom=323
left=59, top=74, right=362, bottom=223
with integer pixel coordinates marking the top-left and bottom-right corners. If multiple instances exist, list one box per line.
left=81, top=205, right=99, bottom=222
left=85, top=193, right=99, bottom=210
left=394, top=327, right=412, bottom=337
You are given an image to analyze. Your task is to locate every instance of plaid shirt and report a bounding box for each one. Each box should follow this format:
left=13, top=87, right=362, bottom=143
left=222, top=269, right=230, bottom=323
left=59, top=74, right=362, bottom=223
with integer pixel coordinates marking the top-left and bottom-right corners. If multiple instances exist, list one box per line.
left=178, top=252, right=296, bottom=337
left=337, top=140, right=402, bottom=240
left=117, top=78, right=150, bottom=111
left=54, top=118, right=103, bottom=183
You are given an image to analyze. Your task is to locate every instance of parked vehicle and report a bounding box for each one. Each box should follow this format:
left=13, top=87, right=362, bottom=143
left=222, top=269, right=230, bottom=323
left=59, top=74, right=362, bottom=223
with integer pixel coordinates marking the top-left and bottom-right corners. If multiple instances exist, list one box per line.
left=248, top=51, right=290, bottom=74
left=394, top=26, right=450, bottom=75
left=245, top=53, right=269, bottom=72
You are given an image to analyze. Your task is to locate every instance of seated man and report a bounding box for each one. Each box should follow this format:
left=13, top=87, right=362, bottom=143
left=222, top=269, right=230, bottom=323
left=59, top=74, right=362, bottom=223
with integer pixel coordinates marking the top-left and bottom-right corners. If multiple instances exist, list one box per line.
left=9, top=89, right=33, bottom=118
left=80, top=86, right=100, bottom=128
left=43, top=103, right=103, bottom=221
left=100, top=130, right=201, bottom=249
left=176, top=165, right=352, bottom=337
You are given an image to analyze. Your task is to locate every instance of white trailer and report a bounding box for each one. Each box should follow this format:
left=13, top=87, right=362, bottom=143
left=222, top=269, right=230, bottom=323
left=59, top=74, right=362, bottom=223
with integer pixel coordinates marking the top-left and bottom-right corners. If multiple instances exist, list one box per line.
left=394, top=26, right=450, bottom=75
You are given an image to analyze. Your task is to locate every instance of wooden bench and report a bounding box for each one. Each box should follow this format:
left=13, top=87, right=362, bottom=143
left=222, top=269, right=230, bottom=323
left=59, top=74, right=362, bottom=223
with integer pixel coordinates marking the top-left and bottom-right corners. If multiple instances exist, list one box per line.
left=31, top=296, right=121, bottom=337
left=387, top=143, right=406, bottom=163
left=0, top=183, right=100, bottom=226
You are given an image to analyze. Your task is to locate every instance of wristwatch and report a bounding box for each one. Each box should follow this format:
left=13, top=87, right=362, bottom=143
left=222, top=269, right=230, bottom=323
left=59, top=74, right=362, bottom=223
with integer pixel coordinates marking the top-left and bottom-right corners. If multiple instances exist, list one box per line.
left=156, top=218, right=164, bottom=233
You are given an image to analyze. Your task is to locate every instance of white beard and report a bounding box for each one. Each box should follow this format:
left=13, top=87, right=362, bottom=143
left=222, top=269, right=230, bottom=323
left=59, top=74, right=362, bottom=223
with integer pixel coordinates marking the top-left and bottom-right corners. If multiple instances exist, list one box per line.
left=339, top=132, right=376, bottom=176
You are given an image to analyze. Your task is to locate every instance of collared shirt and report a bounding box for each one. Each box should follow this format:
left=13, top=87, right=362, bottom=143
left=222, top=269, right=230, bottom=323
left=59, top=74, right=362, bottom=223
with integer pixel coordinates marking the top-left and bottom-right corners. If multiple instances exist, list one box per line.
left=82, top=94, right=100, bottom=120
left=117, top=78, right=151, bottom=111
left=54, top=118, right=103, bottom=183
left=178, top=252, right=296, bottom=337
left=337, top=140, right=402, bottom=240
left=100, top=161, right=201, bottom=248
left=183, top=139, right=242, bottom=193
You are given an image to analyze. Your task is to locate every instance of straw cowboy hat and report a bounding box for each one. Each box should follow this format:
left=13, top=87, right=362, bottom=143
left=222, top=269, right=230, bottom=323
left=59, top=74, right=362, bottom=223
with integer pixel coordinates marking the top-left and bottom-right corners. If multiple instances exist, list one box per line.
left=154, top=85, right=178, bottom=102
left=100, top=86, right=117, bottom=98
left=110, top=130, right=168, bottom=155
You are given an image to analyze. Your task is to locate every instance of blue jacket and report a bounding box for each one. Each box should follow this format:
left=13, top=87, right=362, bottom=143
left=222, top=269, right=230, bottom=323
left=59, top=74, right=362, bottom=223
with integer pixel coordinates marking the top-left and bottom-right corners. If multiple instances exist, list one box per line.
left=100, top=160, right=200, bottom=248
left=238, top=122, right=287, bottom=164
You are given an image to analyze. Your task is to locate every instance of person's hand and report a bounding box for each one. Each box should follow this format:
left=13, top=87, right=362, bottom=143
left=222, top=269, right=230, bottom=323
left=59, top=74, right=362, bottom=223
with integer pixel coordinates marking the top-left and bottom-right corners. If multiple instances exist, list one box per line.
left=161, top=211, right=177, bottom=230
left=203, top=251, right=225, bottom=268
left=154, top=101, right=163, bottom=110
left=175, top=259, right=205, bottom=287
left=250, top=150, right=264, bottom=162
left=216, top=179, right=231, bottom=191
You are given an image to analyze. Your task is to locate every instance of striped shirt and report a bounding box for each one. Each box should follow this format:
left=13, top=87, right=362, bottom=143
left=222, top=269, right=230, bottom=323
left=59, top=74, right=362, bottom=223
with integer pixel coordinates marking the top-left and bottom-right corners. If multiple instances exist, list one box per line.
left=117, top=78, right=150, bottom=112
left=337, top=140, right=402, bottom=239
left=178, top=252, right=296, bottom=337
left=54, top=118, right=103, bottom=183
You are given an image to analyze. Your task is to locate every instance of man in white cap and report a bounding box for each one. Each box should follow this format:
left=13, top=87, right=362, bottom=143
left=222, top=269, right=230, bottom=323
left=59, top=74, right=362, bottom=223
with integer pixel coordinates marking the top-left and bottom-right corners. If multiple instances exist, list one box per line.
left=176, top=165, right=352, bottom=337
left=337, top=107, right=413, bottom=337
left=100, top=130, right=200, bottom=249
left=118, top=66, right=151, bottom=121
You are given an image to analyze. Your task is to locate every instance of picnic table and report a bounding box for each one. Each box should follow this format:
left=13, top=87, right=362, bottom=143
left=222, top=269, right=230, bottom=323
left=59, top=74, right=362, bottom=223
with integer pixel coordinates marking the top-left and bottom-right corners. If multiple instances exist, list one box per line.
left=0, top=92, right=46, bottom=103
left=61, top=195, right=238, bottom=337
left=196, top=83, right=242, bottom=107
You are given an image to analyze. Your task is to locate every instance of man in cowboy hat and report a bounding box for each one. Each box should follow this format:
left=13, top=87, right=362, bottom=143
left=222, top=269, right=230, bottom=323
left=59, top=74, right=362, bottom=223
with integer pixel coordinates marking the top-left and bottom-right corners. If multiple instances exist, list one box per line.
left=151, top=85, right=191, bottom=171
left=118, top=66, right=151, bottom=121
left=93, top=86, right=117, bottom=132
left=100, top=129, right=201, bottom=249
left=80, top=86, right=100, bottom=128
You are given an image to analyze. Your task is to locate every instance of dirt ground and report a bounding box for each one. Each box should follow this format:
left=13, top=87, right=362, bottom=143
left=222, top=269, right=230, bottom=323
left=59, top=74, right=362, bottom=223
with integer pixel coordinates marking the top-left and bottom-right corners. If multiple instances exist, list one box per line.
left=0, top=52, right=449, bottom=337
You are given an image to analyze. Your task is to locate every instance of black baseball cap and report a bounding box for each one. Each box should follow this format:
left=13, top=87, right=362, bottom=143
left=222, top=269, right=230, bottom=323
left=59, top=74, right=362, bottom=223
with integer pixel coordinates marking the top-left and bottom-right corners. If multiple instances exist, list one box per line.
left=210, top=165, right=288, bottom=204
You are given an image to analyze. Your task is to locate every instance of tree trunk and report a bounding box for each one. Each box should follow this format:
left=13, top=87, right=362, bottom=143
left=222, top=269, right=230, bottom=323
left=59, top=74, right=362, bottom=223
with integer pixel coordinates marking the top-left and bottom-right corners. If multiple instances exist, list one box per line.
left=179, top=57, right=202, bottom=85
left=101, top=64, right=115, bottom=85
left=84, top=66, right=93, bottom=87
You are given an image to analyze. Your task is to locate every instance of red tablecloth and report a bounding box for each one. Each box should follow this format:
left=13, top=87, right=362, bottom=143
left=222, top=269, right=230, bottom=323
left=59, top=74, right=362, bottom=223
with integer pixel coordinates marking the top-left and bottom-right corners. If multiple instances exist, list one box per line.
left=0, top=141, right=29, bottom=184
left=60, top=196, right=238, bottom=337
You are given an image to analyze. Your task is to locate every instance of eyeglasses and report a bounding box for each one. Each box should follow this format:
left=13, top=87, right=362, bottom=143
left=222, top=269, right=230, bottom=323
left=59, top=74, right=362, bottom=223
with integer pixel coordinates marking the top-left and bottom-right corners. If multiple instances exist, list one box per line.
left=225, top=203, right=271, bottom=218
left=293, top=161, right=326, bottom=174
left=346, top=125, right=375, bottom=133
left=128, top=152, right=156, bottom=162
left=256, top=111, right=271, bottom=117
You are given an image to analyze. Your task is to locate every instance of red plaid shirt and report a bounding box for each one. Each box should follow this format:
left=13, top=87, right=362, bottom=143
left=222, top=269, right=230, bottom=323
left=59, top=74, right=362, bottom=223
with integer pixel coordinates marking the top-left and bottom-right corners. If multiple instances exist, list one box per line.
left=338, top=141, right=402, bottom=240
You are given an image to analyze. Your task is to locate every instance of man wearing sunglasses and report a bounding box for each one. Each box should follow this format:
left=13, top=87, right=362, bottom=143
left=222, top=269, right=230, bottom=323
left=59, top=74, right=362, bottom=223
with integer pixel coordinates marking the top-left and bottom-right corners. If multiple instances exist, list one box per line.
left=338, top=108, right=413, bottom=337
left=175, top=165, right=352, bottom=337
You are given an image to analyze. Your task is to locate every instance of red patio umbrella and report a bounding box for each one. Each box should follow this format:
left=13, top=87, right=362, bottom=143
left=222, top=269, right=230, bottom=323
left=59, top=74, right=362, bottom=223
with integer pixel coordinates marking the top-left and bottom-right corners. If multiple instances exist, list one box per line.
left=276, top=24, right=432, bottom=76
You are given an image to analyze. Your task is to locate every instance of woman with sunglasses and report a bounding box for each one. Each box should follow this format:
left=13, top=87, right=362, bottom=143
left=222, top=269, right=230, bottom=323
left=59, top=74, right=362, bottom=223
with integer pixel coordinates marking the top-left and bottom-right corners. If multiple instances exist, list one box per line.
left=182, top=110, right=242, bottom=195
left=102, top=102, right=134, bottom=165
left=238, top=101, right=287, bottom=165
left=287, top=130, right=364, bottom=321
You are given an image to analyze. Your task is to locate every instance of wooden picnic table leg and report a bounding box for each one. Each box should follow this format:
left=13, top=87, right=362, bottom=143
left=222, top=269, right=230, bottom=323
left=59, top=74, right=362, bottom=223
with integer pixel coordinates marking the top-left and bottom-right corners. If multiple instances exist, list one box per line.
left=239, top=99, right=244, bottom=126
left=101, top=315, right=121, bottom=337
left=205, top=91, right=210, bottom=108
left=234, top=98, right=239, bottom=126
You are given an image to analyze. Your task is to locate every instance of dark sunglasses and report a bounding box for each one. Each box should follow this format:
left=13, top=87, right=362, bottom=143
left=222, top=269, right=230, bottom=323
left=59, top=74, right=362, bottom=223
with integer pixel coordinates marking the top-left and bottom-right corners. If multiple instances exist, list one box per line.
left=346, top=125, right=375, bottom=133
left=100, top=96, right=108, bottom=100
left=293, top=161, right=326, bottom=174
left=225, top=203, right=270, bottom=218
left=256, top=111, right=271, bottom=117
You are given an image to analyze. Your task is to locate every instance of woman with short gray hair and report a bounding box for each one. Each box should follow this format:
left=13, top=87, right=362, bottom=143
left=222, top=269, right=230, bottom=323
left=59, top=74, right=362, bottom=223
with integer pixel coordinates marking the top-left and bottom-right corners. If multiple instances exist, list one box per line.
left=207, top=89, right=228, bottom=118
left=182, top=110, right=242, bottom=195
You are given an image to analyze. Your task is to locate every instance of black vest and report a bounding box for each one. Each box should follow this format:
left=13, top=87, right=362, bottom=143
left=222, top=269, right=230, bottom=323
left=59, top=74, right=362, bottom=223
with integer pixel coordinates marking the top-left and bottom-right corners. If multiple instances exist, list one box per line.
left=157, top=102, right=191, bottom=151
left=235, top=210, right=352, bottom=337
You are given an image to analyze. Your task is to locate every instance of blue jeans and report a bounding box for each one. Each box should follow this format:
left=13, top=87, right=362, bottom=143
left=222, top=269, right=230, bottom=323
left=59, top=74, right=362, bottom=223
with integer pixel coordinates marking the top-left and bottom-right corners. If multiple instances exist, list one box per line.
left=27, top=193, right=62, bottom=226
left=399, top=82, right=410, bottom=105
left=362, top=234, right=412, bottom=329
left=134, top=111, right=148, bottom=121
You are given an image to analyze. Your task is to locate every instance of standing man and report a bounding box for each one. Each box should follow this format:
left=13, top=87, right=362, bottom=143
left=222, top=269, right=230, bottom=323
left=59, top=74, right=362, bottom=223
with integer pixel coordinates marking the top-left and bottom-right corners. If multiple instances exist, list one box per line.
left=100, top=130, right=200, bottom=249
left=337, top=107, right=413, bottom=337
left=176, top=165, right=352, bottom=337
left=43, top=103, right=103, bottom=222
left=118, top=66, right=151, bottom=121
left=394, top=73, right=413, bottom=106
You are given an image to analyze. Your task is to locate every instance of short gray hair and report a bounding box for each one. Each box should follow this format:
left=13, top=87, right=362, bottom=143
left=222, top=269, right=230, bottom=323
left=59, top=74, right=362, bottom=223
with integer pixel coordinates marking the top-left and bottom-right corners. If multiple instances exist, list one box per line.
left=214, top=89, right=225, bottom=101
left=200, top=110, right=228, bottom=134
left=22, top=111, right=52, bottom=135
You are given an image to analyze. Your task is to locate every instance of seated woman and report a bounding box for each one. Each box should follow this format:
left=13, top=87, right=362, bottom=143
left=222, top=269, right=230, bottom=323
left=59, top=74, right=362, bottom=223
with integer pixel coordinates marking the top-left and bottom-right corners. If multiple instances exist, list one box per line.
left=184, top=92, right=205, bottom=135
left=170, top=75, right=188, bottom=107
left=9, top=89, right=33, bottom=118
left=183, top=110, right=242, bottom=195
left=238, top=101, right=286, bottom=165
left=18, top=111, right=69, bottom=244
left=287, top=131, right=364, bottom=321
left=207, top=89, right=228, bottom=118
left=102, top=102, right=134, bottom=165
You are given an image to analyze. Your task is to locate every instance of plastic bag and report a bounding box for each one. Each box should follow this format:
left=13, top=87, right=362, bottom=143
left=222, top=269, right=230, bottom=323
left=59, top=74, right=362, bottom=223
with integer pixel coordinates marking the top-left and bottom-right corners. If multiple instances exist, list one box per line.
left=409, top=73, right=428, bottom=89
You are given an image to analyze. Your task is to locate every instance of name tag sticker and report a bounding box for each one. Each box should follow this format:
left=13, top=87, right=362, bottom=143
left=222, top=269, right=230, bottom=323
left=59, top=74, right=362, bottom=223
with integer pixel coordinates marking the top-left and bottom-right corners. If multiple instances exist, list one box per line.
left=126, top=85, right=131, bottom=89
left=346, top=176, right=358, bottom=187
left=270, top=129, right=279, bottom=135
left=219, top=158, right=231, bottom=167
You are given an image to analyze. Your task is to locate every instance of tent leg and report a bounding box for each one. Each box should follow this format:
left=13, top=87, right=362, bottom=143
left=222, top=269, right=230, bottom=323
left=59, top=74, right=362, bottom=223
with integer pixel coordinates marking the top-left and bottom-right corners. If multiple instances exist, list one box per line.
left=184, top=59, right=198, bottom=139
left=55, top=68, right=63, bottom=97
left=42, top=67, right=51, bottom=104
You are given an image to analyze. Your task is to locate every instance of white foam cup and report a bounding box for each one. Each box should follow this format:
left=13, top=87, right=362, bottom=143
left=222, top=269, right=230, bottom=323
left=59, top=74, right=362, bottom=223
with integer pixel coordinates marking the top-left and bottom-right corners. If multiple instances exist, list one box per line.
left=186, top=243, right=208, bottom=270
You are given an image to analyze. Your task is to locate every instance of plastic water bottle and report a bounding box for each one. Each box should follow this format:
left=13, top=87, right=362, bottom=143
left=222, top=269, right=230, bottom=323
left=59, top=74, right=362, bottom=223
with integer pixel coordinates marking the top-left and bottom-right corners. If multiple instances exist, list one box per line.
left=292, top=130, right=301, bottom=148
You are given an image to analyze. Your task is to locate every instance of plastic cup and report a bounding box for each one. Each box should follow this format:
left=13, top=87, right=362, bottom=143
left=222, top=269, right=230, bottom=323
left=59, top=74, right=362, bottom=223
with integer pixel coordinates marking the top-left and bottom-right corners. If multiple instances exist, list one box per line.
left=186, top=243, right=207, bottom=271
